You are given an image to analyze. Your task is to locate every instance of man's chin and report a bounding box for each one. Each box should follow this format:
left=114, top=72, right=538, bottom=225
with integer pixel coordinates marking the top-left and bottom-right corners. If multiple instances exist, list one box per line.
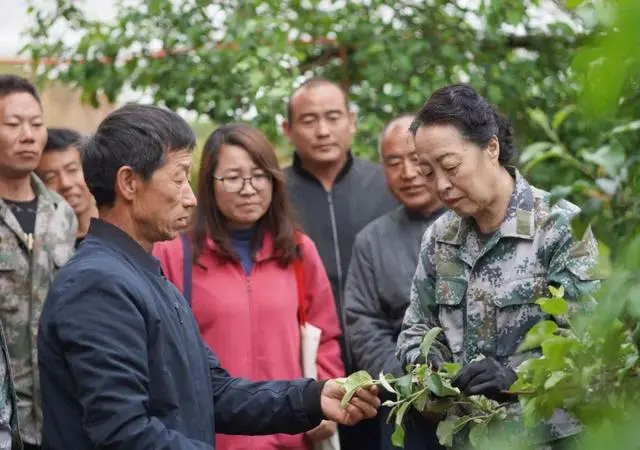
left=153, top=230, right=179, bottom=243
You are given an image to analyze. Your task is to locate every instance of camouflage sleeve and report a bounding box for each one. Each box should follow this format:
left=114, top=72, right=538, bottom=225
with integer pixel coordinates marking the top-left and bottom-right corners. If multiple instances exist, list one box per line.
left=0, top=345, right=11, bottom=450
left=547, top=216, right=601, bottom=309
left=396, top=227, right=452, bottom=370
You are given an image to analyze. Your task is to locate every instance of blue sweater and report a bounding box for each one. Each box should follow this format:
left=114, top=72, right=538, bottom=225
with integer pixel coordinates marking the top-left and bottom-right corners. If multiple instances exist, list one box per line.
left=38, top=219, right=325, bottom=450
left=231, top=227, right=255, bottom=275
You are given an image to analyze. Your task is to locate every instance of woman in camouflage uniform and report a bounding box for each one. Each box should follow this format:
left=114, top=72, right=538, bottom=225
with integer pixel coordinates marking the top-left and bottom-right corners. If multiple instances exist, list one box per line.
left=396, top=84, right=601, bottom=449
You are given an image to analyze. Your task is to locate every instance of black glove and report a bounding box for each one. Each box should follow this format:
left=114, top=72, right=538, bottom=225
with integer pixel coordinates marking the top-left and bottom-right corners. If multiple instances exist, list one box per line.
left=451, top=357, right=517, bottom=402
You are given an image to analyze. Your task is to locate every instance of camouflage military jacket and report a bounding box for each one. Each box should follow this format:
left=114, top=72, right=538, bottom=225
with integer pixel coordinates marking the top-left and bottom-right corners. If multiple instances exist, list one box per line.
left=0, top=174, right=77, bottom=445
left=396, top=168, right=600, bottom=442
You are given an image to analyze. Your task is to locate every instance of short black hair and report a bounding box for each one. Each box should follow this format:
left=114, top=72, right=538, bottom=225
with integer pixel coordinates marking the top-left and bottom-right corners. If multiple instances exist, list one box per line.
left=286, top=76, right=348, bottom=123
left=409, top=84, right=517, bottom=165
left=0, top=74, right=41, bottom=104
left=81, top=104, right=196, bottom=208
left=44, top=128, right=82, bottom=152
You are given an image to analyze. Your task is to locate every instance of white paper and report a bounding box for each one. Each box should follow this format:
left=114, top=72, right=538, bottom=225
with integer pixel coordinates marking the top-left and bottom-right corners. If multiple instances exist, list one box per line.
left=300, top=322, right=341, bottom=450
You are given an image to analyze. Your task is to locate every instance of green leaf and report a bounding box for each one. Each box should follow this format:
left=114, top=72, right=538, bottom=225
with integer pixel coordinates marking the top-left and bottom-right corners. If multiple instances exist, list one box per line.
left=391, top=423, right=405, bottom=448
left=517, top=320, right=559, bottom=353
left=439, top=362, right=462, bottom=377
left=419, top=327, right=443, bottom=361
left=548, top=285, right=565, bottom=299
left=436, top=415, right=458, bottom=447
left=541, top=335, right=577, bottom=366
left=468, top=421, right=489, bottom=447
left=519, top=141, right=553, bottom=165
left=581, top=145, right=626, bottom=178
left=544, top=371, right=568, bottom=390
left=395, top=374, right=414, bottom=399
left=426, top=373, right=444, bottom=397
left=552, top=105, right=576, bottom=131
left=413, top=389, right=428, bottom=412
left=439, top=377, right=461, bottom=397
left=340, top=370, right=374, bottom=408
left=566, top=0, right=586, bottom=8
left=427, top=397, right=454, bottom=414
left=379, top=372, right=397, bottom=394
left=395, top=400, right=412, bottom=426
left=536, top=297, right=569, bottom=316
left=527, top=108, right=558, bottom=142
left=570, top=214, right=593, bottom=241
left=390, top=400, right=412, bottom=447
left=610, top=120, right=640, bottom=135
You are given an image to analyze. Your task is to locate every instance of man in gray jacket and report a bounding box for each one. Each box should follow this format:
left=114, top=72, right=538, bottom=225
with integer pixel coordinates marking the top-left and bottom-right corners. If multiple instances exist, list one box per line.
left=344, top=115, right=446, bottom=449
left=283, top=77, right=398, bottom=450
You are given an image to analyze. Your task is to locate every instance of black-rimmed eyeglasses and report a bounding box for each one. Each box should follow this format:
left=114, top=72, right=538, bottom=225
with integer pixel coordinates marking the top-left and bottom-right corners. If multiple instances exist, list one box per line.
left=213, top=174, right=272, bottom=193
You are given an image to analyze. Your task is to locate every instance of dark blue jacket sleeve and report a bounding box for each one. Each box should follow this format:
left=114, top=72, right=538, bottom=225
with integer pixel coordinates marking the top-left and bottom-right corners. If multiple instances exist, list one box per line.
left=208, top=347, right=326, bottom=435
left=55, top=281, right=210, bottom=449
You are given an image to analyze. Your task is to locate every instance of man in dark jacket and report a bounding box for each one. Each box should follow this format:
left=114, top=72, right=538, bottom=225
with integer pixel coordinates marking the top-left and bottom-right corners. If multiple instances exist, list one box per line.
left=283, top=77, right=397, bottom=450
left=344, top=115, right=446, bottom=450
left=37, top=104, right=380, bottom=450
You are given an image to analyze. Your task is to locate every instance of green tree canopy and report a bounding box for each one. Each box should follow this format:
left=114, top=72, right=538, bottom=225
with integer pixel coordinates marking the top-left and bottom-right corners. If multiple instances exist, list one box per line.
left=24, top=0, right=589, bottom=158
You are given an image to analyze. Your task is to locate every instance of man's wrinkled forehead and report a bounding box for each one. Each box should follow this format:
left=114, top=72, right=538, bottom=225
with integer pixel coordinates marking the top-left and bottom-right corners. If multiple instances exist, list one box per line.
left=0, top=92, right=43, bottom=117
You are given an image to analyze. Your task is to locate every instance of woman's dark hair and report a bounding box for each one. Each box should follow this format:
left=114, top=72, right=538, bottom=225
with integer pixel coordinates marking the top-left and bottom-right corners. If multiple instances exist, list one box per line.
left=192, top=123, right=299, bottom=266
left=409, top=83, right=517, bottom=165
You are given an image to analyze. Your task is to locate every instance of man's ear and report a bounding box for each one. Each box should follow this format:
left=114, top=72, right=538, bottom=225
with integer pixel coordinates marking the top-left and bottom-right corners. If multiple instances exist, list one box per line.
left=114, top=166, right=139, bottom=202
left=348, top=111, right=356, bottom=136
left=282, top=120, right=292, bottom=141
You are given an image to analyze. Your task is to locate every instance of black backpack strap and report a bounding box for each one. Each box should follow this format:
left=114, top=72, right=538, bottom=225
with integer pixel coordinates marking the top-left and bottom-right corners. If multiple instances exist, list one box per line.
left=180, top=232, right=192, bottom=307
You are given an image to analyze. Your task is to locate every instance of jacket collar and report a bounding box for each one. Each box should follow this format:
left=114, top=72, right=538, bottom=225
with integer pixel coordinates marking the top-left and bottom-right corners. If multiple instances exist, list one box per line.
left=437, top=167, right=536, bottom=246
left=0, top=173, right=68, bottom=247
left=87, top=218, right=162, bottom=274
left=291, top=151, right=354, bottom=185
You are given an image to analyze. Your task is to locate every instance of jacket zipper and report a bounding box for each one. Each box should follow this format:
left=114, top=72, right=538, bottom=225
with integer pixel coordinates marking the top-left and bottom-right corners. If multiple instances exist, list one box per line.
left=243, top=271, right=254, bottom=377
left=327, top=190, right=343, bottom=305
left=327, top=189, right=353, bottom=367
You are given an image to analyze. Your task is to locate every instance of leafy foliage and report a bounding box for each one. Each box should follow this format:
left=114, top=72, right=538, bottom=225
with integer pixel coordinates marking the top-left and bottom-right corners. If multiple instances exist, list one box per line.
left=23, top=0, right=587, bottom=159
left=340, top=329, right=511, bottom=448
left=519, top=106, right=640, bottom=260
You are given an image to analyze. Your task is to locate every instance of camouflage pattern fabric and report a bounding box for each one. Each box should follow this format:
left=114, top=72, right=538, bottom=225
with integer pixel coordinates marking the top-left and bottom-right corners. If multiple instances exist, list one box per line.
left=0, top=321, right=19, bottom=450
left=396, top=168, right=601, bottom=445
left=0, top=174, right=77, bottom=445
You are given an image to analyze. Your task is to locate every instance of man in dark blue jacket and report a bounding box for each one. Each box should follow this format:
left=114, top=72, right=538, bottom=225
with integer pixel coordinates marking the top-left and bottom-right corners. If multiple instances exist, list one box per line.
left=37, top=104, right=380, bottom=450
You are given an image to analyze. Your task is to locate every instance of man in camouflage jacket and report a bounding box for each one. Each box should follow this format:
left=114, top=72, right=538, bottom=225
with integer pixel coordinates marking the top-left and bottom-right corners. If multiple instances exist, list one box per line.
left=0, top=175, right=76, bottom=447
left=396, top=169, right=601, bottom=446
left=0, top=74, right=77, bottom=449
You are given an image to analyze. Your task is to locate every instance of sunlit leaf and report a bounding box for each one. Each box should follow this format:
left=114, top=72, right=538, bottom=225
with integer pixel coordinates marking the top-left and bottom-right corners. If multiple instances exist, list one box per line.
left=340, top=370, right=373, bottom=408
left=379, top=372, right=397, bottom=394
left=517, top=320, right=559, bottom=353
left=420, top=327, right=443, bottom=361
left=536, top=297, right=569, bottom=316
left=551, top=104, right=576, bottom=131
left=544, top=371, right=568, bottom=390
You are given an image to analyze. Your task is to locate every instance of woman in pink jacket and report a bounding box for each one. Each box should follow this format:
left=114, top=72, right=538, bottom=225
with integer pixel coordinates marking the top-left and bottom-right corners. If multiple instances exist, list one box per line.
left=153, top=123, right=344, bottom=450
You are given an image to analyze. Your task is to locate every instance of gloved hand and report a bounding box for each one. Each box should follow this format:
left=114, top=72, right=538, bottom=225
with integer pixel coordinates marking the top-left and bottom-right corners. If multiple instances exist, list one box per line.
left=451, top=357, right=517, bottom=402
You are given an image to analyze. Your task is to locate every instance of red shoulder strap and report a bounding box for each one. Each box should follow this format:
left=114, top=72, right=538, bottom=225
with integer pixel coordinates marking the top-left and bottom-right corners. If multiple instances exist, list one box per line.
left=294, top=232, right=306, bottom=325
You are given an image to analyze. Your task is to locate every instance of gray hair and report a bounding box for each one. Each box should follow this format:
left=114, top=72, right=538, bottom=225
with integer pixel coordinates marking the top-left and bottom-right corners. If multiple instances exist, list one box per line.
left=378, top=114, right=417, bottom=156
